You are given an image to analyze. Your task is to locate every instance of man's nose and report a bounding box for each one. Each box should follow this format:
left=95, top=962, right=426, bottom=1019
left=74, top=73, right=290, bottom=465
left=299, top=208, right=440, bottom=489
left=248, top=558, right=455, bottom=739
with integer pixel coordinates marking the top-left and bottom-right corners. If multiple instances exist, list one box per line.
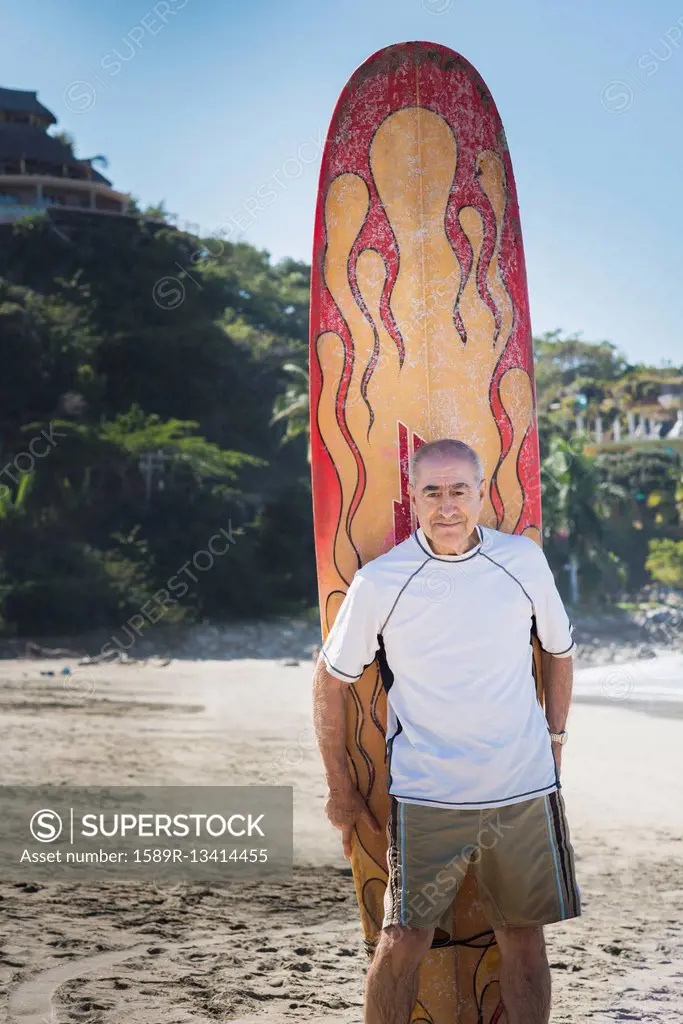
left=439, top=492, right=459, bottom=515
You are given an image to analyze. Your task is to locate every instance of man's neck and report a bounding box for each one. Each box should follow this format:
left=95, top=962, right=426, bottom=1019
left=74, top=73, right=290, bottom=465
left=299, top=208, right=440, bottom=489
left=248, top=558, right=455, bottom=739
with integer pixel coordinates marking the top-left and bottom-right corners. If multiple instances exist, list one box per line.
left=423, top=525, right=480, bottom=557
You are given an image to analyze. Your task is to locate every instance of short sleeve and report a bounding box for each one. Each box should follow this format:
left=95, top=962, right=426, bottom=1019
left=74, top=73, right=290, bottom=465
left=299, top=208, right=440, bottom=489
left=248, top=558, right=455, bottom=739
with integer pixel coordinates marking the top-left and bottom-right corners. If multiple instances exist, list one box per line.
left=528, top=545, right=575, bottom=658
left=321, top=571, right=381, bottom=683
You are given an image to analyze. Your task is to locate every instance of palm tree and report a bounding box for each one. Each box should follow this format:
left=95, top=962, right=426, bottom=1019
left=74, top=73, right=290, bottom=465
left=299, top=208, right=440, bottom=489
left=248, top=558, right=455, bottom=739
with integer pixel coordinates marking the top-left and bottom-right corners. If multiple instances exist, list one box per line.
left=141, top=201, right=174, bottom=222
left=270, top=362, right=310, bottom=461
left=49, top=131, right=110, bottom=179
left=542, top=436, right=626, bottom=603
left=88, top=154, right=109, bottom=170
left=0, top=469, right=34, bottom=520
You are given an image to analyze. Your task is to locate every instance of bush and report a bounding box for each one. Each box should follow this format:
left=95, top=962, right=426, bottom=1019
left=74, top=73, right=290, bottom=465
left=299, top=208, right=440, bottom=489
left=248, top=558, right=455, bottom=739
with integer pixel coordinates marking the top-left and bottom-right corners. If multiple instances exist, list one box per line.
left=0, top=520, right=179, bottom=636
left=645, top=539, right=683, bottom=588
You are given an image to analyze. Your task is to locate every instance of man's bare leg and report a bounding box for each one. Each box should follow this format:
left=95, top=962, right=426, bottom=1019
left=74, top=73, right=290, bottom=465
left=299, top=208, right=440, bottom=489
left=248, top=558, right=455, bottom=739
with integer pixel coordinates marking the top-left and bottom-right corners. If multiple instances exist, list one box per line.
left=494, top=925, right=551, bottom=1024
left=364, top=924, right=434, bottom=1024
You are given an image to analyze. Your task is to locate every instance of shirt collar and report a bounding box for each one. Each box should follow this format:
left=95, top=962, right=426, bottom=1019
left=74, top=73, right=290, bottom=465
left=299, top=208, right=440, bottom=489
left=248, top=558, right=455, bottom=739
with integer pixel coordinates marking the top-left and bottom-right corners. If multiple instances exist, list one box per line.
left=414, top=524, right=484, bottom=562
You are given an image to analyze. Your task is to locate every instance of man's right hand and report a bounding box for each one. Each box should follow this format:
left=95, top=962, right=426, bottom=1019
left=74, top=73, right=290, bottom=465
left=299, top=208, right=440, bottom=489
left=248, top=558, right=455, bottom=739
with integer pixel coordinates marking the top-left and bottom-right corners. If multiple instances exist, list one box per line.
left=324, top=786, right=382, bottom=859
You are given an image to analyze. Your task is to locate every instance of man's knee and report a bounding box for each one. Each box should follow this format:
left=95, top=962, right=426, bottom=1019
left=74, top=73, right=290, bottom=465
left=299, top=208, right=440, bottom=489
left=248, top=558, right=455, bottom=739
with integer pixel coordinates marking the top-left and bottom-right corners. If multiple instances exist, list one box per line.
left=375, top=924, right=435, bottom=967
left=495, top=924, right=546, bottom=964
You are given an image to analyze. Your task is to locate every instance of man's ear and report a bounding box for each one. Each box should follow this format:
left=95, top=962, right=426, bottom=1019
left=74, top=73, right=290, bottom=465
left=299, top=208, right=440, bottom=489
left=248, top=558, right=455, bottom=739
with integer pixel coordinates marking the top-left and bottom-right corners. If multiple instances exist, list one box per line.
left=479, top=478, right=487, bottom=500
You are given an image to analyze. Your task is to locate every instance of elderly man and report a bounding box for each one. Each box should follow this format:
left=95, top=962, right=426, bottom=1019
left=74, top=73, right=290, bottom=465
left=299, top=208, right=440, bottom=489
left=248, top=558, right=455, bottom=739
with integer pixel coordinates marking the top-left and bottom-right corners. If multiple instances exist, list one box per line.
left=312, top=438, right=580, bottom=1024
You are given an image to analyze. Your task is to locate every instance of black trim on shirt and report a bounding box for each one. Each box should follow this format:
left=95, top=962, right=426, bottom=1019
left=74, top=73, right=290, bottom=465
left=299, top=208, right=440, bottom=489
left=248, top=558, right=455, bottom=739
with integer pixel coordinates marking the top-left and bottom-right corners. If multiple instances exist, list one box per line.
left=378, top=636, right=402, bottom=793
left=376, top=633, right=394, bottom=693
left=479, top=550, right=534, bottom=606
left=539, top=639, right=576, bottom=657
left=321, top=647, right=381, bottom=682
left=379, top=557, right=432, bottom=633
left=391, top=779, right=560, bottom=807
left=320, top=649, right=362, bottom=680
left=531, top=616, right=575, bottom=657
left=386, top=716, right=403, bottom=794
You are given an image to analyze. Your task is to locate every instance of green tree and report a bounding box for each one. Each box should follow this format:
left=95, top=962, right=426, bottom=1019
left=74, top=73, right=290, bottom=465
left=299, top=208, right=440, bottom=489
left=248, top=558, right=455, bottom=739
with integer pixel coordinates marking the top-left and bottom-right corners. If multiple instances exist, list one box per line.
left=542, top=436, right=626, bottom=602
left=0, top=215, right=315, bottom=635
left=270, top=362, right=310, bottom=460
left=592, top=448, right=681, bottom=589
left=646, top=539, right=683, bottom=587
left=50, top=130, right=76, bottom=154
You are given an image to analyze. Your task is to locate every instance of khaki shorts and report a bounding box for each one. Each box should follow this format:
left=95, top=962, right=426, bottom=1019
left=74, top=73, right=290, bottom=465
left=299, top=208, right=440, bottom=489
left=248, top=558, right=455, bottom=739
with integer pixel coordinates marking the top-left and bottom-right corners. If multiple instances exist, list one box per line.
left=383, top=791, right=581, bottom=932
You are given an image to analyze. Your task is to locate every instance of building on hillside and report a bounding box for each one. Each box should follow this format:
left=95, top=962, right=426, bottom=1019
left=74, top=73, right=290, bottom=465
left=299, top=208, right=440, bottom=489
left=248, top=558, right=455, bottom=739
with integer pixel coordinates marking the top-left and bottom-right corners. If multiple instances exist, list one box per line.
left=0, top=86, right=129, bottom=223
left=580, top=379, right=683, bottom=454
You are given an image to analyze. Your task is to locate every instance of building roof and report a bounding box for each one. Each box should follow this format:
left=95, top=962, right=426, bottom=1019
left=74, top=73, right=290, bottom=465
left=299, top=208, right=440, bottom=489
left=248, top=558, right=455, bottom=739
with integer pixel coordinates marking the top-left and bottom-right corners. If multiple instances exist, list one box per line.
left=0, top=123, right=111, bottom=185
left=0, top=87, right=56, bottom=123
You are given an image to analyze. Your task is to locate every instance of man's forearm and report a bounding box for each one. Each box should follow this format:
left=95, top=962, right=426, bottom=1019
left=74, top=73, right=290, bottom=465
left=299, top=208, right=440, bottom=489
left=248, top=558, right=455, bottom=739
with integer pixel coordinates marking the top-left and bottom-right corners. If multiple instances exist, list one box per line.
left=312, top=655, right=353, bottom=792
left=542, top=650, right=573, bottom=733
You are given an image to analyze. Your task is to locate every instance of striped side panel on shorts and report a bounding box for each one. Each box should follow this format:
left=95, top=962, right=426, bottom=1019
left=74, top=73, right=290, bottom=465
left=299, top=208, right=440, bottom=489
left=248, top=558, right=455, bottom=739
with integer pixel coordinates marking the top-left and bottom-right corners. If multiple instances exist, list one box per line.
left=386, top=797, right=403, bottom=925
left=547, top=792, right=580, bottom=917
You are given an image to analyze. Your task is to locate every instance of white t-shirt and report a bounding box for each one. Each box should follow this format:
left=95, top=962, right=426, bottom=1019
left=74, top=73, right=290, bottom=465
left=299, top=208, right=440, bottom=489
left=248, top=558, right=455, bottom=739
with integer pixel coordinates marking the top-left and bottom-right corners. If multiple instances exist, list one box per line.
left=321, top=525, right=575, bottom=810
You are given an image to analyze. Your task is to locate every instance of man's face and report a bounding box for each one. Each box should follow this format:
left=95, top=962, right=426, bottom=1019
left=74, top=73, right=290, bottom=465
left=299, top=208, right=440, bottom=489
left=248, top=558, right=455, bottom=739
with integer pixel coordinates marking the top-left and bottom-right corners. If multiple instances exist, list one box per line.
left=409, top=454, right=486, bottom=553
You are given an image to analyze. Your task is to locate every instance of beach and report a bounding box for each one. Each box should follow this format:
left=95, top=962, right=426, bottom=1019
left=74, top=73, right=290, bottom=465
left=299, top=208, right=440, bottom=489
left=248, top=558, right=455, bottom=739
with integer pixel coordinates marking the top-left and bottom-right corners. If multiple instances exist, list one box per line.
left=0, top=636, right=682, bottom=1023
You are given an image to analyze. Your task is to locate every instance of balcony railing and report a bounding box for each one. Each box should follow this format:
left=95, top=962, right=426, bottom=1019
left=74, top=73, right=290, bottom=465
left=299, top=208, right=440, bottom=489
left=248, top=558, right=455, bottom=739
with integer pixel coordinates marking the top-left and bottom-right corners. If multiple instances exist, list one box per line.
left=575, top=409, right=683, bottom=444
left=0, top=199, right=130, bottom=222
left=0, top=159, right=98, bottom=181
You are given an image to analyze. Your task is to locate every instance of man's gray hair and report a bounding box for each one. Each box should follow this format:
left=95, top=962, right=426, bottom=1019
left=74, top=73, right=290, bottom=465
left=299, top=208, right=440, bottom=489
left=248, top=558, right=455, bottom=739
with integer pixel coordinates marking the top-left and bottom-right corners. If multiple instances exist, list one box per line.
left=408, top=439, right=484, bottom=487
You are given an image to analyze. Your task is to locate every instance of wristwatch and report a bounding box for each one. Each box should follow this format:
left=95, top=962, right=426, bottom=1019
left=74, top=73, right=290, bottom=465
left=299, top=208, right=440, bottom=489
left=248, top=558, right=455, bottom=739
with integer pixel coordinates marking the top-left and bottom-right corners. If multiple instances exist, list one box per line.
left=549, top=730, right=568, bottom=746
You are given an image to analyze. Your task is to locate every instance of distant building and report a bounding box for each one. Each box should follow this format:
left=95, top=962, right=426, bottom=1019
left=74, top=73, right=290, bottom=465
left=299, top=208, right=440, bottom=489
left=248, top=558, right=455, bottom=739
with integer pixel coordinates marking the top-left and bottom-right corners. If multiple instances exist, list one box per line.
left=0, top=86, right=129, bottom=223
left=580, top=379, right=683, bottom=454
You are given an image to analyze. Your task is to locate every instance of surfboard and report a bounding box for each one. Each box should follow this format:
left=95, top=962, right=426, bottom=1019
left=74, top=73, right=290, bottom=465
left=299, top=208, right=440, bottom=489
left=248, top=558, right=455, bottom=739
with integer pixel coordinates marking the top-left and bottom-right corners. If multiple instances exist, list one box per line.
left=309, top=41, right=543, bottom=1024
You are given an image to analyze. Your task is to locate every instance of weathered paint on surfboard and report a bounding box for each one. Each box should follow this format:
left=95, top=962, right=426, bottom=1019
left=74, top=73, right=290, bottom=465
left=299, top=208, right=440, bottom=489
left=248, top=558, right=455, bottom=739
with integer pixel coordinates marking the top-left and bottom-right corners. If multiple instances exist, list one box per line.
left=309, top=41, right=543, bottom=1024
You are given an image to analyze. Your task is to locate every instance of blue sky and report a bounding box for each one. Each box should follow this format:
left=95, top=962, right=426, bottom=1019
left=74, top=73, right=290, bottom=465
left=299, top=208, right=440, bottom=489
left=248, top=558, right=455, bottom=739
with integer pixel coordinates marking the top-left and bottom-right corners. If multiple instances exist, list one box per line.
left=1, top=0, right=681, bottom=365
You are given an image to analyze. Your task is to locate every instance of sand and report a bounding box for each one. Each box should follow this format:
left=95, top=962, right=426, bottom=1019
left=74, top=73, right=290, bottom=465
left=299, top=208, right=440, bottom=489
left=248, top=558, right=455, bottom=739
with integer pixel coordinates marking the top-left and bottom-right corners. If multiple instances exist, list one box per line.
left=0, top=652, right=682, bottom=1023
